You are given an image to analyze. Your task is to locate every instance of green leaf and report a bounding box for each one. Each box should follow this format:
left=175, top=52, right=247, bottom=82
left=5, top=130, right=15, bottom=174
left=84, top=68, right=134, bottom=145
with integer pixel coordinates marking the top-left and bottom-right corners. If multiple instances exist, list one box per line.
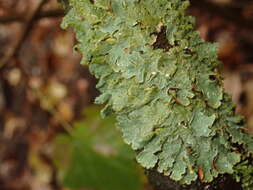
left=53, top=106, right=142, bottom=190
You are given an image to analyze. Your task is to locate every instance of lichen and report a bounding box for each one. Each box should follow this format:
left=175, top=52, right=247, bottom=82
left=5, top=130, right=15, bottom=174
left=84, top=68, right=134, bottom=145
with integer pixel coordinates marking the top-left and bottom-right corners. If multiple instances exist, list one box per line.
left=233, top=159, right=253, bottom=190
left=61, top=0, right=253, bottom=186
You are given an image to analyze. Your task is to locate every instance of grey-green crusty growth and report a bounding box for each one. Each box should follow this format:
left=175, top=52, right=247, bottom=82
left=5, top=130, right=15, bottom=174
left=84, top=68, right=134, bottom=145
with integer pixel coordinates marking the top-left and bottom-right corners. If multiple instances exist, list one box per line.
left=61, top=0, right=253, bottom=186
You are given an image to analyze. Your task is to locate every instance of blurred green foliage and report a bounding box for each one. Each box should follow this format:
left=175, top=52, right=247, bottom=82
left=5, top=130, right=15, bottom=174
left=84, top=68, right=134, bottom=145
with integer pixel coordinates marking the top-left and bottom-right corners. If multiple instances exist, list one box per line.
left=53, top=106, right=143, bottom=190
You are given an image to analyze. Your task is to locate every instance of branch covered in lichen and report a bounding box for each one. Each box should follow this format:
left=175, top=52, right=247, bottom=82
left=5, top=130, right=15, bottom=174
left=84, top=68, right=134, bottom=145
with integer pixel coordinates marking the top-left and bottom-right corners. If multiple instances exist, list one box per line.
left=61, top=0, right=253, bottom=187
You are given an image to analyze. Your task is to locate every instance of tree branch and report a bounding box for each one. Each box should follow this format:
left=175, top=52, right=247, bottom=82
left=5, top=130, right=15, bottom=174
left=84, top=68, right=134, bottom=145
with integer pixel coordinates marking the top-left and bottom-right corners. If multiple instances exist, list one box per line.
left=146, top=170, right=243, bottom=190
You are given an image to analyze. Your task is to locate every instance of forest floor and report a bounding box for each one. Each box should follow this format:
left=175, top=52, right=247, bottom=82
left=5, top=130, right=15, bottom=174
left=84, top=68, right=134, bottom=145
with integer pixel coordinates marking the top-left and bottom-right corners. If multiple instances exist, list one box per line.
left=0, top=0, right=253, bottom=190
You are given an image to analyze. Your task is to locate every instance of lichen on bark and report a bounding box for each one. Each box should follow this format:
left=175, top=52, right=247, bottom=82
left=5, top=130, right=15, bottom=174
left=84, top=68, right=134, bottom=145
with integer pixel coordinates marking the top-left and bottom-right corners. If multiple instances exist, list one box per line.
left=61, top=0, right=253, bottom=187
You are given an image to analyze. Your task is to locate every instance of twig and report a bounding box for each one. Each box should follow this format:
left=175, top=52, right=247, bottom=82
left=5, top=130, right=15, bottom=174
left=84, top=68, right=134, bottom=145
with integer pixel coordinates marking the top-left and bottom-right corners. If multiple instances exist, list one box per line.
left=0, top=9, right=65, bottom=23
left=36, top=9, right=65, bottom=19
left=0, top=15, right=24, bottom=23
left=0, top=0, right=48, bottom=69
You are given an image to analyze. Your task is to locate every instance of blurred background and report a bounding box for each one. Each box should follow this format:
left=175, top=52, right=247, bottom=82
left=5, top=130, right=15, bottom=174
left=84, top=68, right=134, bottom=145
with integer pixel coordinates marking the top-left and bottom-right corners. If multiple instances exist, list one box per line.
left=0, top=0, right=252, bottom=190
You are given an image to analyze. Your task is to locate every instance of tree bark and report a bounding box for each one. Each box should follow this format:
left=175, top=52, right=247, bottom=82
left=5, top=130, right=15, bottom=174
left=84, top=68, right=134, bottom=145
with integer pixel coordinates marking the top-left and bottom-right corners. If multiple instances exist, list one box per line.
left=146, top=170, right=243, bottom=190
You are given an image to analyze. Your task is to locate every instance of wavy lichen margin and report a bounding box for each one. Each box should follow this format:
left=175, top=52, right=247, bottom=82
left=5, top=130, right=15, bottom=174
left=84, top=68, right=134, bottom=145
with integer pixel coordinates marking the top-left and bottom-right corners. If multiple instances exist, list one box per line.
left=61, top=0, right=253, bottom=186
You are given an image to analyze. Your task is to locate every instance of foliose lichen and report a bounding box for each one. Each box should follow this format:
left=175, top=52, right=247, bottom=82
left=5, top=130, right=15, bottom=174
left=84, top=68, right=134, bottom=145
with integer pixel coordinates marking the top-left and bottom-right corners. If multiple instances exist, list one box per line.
left=61, top=0, right=253, bottom=186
